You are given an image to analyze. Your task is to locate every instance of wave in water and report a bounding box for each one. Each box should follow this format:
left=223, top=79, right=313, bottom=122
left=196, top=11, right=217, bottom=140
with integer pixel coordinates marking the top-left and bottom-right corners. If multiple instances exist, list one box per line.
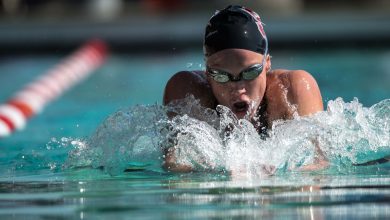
left=60, top=96, right=390, bottom=178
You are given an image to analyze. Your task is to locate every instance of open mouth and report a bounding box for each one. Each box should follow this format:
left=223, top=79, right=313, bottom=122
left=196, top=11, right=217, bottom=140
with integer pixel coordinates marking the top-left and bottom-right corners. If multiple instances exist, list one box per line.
left=232, top=101, right=249, bottom=115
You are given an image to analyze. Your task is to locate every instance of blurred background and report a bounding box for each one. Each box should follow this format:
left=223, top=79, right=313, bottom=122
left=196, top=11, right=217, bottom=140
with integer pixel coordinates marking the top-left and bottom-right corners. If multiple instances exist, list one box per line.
left=0, top=0, right=389, bottom=139
left=0, top=0, right=390, bottom=53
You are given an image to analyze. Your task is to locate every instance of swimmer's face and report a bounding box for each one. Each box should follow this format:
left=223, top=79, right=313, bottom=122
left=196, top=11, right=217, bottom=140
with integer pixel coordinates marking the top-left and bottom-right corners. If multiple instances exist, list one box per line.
left=206, top=49, right=270, bottom=119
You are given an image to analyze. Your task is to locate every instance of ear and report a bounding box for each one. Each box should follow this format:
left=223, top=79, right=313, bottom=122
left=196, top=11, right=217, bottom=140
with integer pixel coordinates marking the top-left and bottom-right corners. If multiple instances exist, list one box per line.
left=265, top=55, right=272, bottom=73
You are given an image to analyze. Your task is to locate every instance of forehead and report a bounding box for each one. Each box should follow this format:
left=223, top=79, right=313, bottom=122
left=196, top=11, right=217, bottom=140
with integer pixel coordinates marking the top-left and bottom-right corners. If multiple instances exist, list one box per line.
left=206, top=49, right=264, bottom=69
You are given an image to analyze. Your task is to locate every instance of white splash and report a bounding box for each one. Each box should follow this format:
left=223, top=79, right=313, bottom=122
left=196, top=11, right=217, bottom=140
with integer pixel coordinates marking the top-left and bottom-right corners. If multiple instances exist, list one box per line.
left=64, top=96, right=390, bottom=179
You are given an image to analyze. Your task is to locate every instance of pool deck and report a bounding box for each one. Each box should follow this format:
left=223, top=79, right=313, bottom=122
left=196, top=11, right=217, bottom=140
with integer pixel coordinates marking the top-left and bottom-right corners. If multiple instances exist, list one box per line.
left=1, top=12, right=390, bottom=54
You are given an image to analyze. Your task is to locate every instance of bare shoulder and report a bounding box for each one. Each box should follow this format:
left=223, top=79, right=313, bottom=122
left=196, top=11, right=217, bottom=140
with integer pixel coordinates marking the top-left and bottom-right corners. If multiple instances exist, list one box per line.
left=267, top=69, right=314, bottom=85
left=287, top=70, right=319, bottom=90
left=163, top=70, right=216, bottom=108
left=266, top=69, right=323, bottom=117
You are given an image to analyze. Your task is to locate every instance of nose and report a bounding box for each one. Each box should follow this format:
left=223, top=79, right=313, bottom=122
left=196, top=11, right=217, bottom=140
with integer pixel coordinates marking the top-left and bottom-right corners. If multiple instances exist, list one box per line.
left=229, top=80, right=247, bottom=95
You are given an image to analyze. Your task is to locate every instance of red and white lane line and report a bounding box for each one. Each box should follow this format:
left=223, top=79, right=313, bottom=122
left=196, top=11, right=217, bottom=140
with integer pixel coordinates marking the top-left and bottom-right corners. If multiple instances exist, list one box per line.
left=0, top=39, right=108, bottom=138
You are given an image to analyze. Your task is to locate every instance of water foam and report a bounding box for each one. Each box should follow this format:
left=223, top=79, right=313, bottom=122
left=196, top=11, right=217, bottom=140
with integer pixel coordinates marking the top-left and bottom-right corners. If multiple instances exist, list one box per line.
left=63, top=96, right=390, bottom=178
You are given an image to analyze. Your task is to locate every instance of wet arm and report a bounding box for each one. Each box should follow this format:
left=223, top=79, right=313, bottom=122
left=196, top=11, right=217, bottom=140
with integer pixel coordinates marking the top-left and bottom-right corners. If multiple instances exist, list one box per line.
left=162, top=147, right=193, bottom=172
left=162, top=71, right=214, bottom=172
left=290, top=70, right=329, bottom=171
left=289, top=70, right=324, bottom=116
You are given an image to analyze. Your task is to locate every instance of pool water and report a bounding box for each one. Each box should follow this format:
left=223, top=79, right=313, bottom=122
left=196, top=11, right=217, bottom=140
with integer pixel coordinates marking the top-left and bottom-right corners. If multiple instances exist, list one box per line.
left=0, top=48, right=389, bottom=219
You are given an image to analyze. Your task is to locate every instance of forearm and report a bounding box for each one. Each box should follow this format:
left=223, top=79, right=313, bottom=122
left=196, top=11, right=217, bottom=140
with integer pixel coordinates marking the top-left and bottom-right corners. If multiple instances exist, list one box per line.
left=298, top=139, right=329, bottom=171
left=163, top=147, right=193, bottom=173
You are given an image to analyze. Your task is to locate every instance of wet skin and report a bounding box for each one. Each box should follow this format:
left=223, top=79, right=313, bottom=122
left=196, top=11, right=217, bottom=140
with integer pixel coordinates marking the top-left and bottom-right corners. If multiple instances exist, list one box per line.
left=206, top=49, right=268, bottom=120
left=163, top=49, right=326, bottom=172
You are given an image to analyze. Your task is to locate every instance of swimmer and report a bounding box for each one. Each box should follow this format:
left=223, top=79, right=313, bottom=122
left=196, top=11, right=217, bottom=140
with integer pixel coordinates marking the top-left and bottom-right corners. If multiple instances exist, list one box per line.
left=163, top=5, right=327, bottom=172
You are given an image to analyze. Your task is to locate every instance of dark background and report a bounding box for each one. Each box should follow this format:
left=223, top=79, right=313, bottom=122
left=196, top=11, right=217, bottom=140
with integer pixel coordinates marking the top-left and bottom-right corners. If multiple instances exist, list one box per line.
left=0, top=0, right=389, bottom=54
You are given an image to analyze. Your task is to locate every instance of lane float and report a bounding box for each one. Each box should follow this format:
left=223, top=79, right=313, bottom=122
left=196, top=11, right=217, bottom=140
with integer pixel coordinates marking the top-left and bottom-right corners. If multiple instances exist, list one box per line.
left=0, top=39, right=108, bottom=138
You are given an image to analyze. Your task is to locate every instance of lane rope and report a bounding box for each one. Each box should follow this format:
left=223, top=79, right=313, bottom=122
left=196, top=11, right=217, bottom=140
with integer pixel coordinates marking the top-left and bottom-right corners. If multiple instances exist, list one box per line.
left=0, top=39, right=108, bottom=138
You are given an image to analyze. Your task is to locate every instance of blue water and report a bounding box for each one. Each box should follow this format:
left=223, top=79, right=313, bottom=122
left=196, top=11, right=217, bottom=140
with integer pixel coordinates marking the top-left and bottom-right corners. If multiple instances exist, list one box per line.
left=0, top=48, right=389, bottom=219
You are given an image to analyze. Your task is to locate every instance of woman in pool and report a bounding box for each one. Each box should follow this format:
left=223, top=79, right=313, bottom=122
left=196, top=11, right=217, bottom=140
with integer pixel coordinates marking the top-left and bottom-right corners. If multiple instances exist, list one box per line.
left=163, top=5, right=325, bottom=172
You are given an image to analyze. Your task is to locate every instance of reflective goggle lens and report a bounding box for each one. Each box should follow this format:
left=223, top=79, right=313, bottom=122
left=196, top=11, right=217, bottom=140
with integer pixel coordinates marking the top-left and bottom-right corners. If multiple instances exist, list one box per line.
left=207, top=63, right=263, bottom=83
left=242, top=65, right=263, bottom=80
left=212, top=74, right=230, bottom=83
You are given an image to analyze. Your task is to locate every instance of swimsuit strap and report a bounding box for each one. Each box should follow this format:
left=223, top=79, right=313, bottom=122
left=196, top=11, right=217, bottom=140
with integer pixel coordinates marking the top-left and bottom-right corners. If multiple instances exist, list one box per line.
left=256, top=97, right=268, bottom=138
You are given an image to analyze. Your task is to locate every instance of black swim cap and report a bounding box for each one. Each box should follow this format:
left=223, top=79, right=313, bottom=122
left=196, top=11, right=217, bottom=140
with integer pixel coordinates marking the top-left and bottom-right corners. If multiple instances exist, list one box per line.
left=204, top=5, right=268, bottom=57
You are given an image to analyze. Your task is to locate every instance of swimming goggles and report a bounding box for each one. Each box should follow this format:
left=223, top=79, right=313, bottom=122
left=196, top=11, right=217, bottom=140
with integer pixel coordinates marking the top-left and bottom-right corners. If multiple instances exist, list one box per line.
left=206, top=55, right=267, bottom=83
